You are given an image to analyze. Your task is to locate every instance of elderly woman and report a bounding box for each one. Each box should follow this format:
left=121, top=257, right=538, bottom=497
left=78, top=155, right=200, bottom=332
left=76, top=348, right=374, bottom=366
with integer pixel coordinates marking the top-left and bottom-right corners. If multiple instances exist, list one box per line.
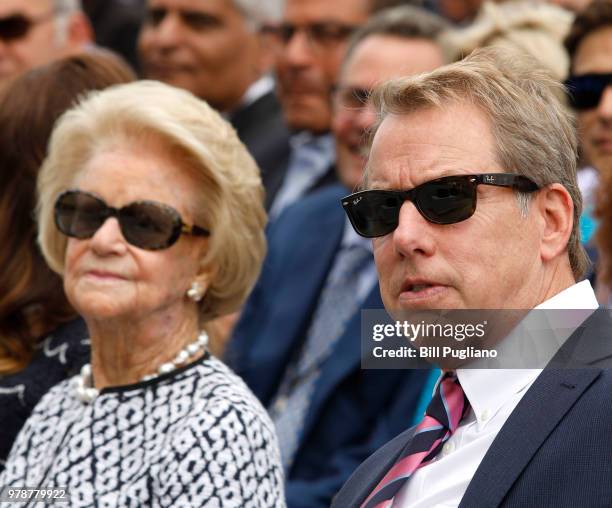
left=0, top=81, right=284, bottom=506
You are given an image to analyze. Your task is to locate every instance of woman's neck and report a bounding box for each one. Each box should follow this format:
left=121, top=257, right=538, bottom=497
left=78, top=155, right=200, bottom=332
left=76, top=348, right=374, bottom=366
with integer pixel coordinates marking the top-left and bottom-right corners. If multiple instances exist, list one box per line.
left=87, top=312, right=202, bottom=389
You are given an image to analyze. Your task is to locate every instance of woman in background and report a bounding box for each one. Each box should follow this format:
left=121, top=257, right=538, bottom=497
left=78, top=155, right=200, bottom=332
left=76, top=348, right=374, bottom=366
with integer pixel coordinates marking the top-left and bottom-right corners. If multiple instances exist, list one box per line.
left=0, top=50, right=135, bottom=469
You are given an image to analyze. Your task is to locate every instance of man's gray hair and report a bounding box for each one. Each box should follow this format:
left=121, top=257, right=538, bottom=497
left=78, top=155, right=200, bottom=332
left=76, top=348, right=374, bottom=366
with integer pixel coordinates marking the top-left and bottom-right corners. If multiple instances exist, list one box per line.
left=344, top=5, right=451, bottom=66
left=52, top=0, right=82, bottom=45
left=368, top=46, right=589, bottom=280
left=233, top=0, right=284, bottom=28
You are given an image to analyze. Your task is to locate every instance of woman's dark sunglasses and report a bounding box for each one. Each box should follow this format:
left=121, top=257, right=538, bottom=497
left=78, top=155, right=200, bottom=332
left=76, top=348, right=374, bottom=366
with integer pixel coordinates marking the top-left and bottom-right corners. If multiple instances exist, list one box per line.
left=341, top=173, right=540, bottom=238
left=564, top=73, right=612, bottom=110
left=54, top=190, right=210, bottom=250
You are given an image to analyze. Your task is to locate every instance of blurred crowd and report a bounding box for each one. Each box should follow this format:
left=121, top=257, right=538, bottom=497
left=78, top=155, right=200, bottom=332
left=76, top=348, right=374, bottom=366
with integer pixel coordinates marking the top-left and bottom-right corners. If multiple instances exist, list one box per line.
left=1, top=0, right=611, bottom=507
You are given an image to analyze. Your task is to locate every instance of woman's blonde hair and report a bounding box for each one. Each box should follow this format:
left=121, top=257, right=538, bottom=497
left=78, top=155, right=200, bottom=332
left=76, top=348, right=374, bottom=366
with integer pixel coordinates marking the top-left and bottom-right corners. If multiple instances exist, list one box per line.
left=37, top=80, right=267, bottom=325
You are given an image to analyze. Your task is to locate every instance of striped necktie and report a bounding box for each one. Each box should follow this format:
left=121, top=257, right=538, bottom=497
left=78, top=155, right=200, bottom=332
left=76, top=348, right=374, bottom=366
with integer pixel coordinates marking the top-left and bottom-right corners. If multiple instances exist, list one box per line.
left=361, top=372, right=470, bottom=508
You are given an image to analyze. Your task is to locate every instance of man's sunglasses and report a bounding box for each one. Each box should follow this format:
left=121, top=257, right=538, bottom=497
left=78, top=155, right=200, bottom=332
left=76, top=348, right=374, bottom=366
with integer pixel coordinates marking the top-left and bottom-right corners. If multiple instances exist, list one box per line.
left=564, top=73, right=612, bottom=110
left=0, top=11, right=57, bottom=42
left=54, top=190, right=210, bottom=251
left=341, top=173, right=540, bottom=238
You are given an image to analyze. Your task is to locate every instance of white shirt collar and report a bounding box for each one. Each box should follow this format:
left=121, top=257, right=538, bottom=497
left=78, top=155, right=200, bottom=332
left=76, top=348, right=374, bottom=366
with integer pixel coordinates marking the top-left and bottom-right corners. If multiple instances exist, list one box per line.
left=457, top=280, right=598, bottom=426
left=232, top=74, right=275, bottom=113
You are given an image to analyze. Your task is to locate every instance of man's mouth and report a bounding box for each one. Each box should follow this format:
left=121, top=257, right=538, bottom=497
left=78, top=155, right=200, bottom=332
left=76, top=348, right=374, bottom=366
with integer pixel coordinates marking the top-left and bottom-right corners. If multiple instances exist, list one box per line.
left=405, top=283, right=434, bottom=292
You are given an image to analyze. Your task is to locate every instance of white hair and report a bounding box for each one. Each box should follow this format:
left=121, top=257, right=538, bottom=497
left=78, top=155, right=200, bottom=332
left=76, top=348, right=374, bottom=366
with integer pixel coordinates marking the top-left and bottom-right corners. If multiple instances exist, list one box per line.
left=52, top=0, right=82, bottom=45
left=233, top=0, right=284, bottom=28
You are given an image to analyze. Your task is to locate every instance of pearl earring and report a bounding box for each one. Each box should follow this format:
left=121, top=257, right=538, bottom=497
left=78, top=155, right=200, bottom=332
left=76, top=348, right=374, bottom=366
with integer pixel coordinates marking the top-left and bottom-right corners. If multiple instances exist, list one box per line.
left=187, top=282, right=204, bottom=302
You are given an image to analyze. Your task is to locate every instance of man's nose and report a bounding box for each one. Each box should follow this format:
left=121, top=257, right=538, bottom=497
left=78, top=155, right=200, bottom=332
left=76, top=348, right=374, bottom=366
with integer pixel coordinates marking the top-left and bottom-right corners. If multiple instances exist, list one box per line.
left=90, top=217, right=128, bottom=255
left=148, top=12, right=185, bottom=48
left=391, top=201, right=437, bottom=258
left=283, top=29, right=315, bottom=67
left=597, top=85, right=612, bottom=121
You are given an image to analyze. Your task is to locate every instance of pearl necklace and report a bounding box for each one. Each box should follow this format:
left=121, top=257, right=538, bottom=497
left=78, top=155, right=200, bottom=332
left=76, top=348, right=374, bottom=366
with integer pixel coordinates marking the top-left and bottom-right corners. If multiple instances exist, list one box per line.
left=73, top=330, right=209, bottom=404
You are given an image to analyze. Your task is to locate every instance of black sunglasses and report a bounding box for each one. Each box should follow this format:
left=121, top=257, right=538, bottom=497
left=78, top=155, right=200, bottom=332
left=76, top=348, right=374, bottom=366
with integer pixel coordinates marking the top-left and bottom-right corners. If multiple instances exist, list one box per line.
left=564, top=73, right=612, bottom=110
left=341, top=173, right=540, bottom=238
left=0, top=11, right=56, bottom=42
left=265, top=22, right=357, bottom=48
left=54, top=190, right=210, bottom=250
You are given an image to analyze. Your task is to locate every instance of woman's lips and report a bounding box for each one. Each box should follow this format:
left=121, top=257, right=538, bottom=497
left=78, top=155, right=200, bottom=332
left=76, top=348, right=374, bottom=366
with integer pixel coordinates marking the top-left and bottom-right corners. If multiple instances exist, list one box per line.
left=85, top=270, right=127, bottom=281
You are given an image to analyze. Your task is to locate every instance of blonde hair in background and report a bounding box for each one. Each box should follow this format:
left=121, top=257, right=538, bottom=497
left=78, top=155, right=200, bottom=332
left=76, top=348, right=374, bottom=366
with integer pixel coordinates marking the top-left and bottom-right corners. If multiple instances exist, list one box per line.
left=37, top=80, right=267, bottom=329
left=367, top=46, right=588, bottom=280
left=443, top=1, right=574, bottom=82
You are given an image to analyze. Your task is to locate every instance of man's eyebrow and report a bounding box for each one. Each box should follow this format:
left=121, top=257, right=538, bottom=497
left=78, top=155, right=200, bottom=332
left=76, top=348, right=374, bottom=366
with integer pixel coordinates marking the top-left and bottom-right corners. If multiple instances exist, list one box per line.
left=365, top=180, right=394, bottom=191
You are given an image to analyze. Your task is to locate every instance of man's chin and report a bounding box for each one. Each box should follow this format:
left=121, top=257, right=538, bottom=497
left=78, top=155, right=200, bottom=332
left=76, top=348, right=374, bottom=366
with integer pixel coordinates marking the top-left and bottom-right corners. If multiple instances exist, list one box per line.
left=281, top=101, right=331, bottom=133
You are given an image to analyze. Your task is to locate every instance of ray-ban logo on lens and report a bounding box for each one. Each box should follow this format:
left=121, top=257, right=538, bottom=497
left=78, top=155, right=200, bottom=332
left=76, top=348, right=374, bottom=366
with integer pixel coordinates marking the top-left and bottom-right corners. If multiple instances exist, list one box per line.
left=352, top=196, right=363, bottom=205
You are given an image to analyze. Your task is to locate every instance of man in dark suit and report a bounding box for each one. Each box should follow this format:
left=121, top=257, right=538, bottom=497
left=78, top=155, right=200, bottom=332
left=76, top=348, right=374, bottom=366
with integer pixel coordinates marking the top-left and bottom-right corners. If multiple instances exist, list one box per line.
left=137, top=0, right=290, bottom=208
left=332, top=47, right=612, bottom=507
left=263, top=0, right=373, bottom=219
left=225, top=7, right=450, bottom=508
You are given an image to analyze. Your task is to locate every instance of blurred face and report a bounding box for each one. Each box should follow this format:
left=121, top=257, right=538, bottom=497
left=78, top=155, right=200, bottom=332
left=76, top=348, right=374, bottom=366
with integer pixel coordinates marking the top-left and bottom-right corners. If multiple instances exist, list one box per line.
left=138, top=0, right=265, bottom=112
left=63, top=141, right=209, bottom=323
left=273, top=0, right=370, bottom=133
left=573, top=26, right=612, bottom=174
left=332, top=35, right=445, bottom=190
left=370, top=102, right=543, bottom=312
left=437, top=0, right=482, bottom=23
left=0, top=0, right=67, bottom=83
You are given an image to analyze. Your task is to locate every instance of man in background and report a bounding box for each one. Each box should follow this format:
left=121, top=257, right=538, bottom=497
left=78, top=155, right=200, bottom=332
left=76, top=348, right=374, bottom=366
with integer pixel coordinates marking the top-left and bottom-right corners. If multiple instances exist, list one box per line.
left=264, top=0, right=372, bottom=217
left=0, top=0, right=92, bottom=86
left=138, top=0, right=289, bottom=208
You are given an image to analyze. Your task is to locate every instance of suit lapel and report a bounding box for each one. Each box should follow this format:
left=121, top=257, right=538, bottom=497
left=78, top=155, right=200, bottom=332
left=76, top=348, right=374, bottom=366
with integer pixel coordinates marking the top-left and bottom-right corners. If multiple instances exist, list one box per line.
left=249, top=198, right=345, bottom=402
left=460, top=367, right=602, bottom=506
left=334, top=426, right=417, bottom=508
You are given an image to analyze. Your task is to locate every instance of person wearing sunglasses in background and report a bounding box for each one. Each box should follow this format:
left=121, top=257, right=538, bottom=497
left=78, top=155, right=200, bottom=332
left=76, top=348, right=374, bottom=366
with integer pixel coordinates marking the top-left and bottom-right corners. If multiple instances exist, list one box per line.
left=0, top=50, right=135, bottom=473
left=226, top=7, right=450, bottom=508
left=0, top=81, right=285, bottom=506
left=262, top=0, right=373, bottom=220
left=333, top=47, right=612, bottom=508
left=0, top=0, right=92, bottom=86
left=564, top=0, right=612, bottom=305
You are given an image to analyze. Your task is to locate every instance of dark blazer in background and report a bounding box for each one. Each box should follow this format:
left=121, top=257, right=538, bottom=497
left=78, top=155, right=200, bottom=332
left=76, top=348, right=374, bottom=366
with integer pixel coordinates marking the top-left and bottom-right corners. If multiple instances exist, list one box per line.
left=230, top=90, right=292, bottom=210
left=226, top=185, right=430, bottom=508
left=332, top=309, right=612, bottom=508
left=83, top=0, right=144, bottom=72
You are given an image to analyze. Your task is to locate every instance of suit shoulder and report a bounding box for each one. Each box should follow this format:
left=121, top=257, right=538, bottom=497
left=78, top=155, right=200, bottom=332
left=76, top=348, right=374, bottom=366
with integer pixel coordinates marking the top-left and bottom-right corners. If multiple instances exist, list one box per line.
left=276, top=184, right=348, bottom=224
left=332, top=425, right=415, bottom=508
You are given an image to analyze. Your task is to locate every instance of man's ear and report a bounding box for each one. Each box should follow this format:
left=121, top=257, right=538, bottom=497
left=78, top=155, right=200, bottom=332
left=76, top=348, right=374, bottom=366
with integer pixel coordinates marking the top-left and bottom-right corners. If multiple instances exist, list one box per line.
left=66, top=12, right=94, bottom=49
left=536, top=183, right=574, bottom=263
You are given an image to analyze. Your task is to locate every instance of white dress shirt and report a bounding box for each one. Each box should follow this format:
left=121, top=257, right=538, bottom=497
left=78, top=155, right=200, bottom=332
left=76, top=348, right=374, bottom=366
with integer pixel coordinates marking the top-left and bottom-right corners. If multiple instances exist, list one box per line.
left=394, top=280, right=598, bottom=507
left=268, top=132, right=335, bottom=221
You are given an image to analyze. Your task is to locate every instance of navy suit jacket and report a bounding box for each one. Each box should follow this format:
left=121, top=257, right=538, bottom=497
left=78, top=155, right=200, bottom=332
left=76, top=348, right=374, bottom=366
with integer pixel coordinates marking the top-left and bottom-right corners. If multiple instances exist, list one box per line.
left=230, top=90, right=291, bottom=210
left=332, top=309, right=612, bottom=508
left=225, top=185, right=430, bottom=508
